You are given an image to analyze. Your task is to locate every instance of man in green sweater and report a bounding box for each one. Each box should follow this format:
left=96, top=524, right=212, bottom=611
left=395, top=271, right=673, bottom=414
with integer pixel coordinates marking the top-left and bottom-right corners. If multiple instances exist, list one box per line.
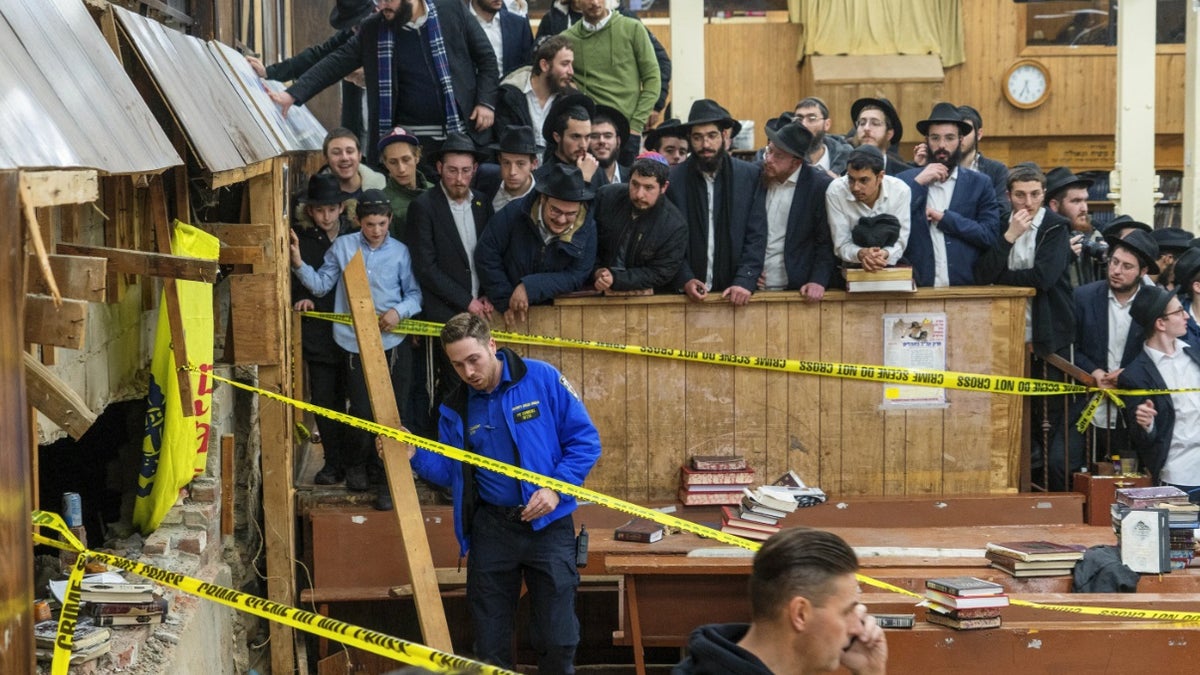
left=564, top=0, right=660, bottom=165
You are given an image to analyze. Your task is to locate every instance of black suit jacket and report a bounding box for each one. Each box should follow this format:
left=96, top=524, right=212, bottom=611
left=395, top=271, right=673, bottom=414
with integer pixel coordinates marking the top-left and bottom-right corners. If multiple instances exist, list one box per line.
left=1118, top=344, right=1200, bottom=483
left=406, top=186, right=494, bottom=322
left=287, top=1, right=499, bottom=160
left=593, top=182, right=686, bottom=292
left=1071, top=280, right=1146, bottom=375
left=754, top=164, right=836, bottom=289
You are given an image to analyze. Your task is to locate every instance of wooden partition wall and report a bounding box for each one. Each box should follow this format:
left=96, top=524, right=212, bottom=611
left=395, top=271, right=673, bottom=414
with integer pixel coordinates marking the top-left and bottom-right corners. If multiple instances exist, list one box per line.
left=507, top=288, right=1033, bottom=503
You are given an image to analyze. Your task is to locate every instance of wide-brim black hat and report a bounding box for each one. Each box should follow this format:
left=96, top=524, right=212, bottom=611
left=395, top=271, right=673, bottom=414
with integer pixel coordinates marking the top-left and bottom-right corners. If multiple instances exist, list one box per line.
left=593, top=104, right=631, bottom=148
left=852, top=213, right=902, bottom=249
left=534, top=164, right=594, bottom=202
left=682, top=98, right=738, bottom=131
left=850, top=97, right=903, bottom=146
left=330, top=0, right=373, bottom=30
left=1152, top=227, right=1194, bottom=253
left=489, top=125, right=539, bottom=156
left=1044, top=166, right=1095, bottom=201
left=915, top=101, right=971, bottom=137
left=543, top=93, right=596, bottom=144
left=644, top=118, right=685, bottom=151
left=1105, top=229, right=1161, bottom=275
left=300, top=173, right=347, bottom=207
left=1101, top=214, right=1153, bottom=238
left=1173, top=247, right=1200, bottom=290
left=765, top=122, right=814, bottom=160
left=1129, top=284, right=1174, bottom=330
left=431, top=132, right=488, bottom=163
left=764, top=111, right=795, bottom=134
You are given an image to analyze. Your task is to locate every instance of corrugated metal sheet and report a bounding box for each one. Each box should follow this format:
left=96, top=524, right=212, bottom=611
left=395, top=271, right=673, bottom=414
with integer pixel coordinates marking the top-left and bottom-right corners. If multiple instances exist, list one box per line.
left=113, top=4, right=285, bottom=174
left=209, top=41, right=326, bottom=153
left=0, top=0, right=180, bottom=173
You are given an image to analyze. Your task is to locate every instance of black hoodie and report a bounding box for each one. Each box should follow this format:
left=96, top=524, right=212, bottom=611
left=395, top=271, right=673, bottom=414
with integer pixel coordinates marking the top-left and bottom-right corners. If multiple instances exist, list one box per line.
left=672, top=624, right=775, bottom=675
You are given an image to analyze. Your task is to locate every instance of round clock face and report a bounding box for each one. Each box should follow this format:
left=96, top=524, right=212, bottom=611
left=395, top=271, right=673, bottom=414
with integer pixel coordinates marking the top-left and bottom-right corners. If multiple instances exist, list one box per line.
left=1006, top=63, right=1048, bottom=108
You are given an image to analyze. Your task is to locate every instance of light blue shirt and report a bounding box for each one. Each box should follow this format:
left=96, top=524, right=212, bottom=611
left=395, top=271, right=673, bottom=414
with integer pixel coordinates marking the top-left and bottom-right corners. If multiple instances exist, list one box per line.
left=293, top=232, right=423, bottom=353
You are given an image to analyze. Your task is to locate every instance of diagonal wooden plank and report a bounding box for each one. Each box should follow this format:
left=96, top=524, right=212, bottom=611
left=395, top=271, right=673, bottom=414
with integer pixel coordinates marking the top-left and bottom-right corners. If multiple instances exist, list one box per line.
left=341, top=252, right=453, bottom=652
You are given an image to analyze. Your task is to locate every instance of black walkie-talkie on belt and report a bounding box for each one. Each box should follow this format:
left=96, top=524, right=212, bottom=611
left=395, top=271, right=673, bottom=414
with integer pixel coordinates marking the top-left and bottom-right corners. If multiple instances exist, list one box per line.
left=576, top=524, right=589, bottom=568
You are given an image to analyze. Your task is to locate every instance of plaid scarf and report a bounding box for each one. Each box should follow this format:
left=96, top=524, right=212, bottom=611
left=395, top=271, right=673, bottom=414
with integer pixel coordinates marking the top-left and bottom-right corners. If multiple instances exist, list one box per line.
left=425, top=0, right=466, bottom=135
left=376, top=24, right=395, bottom=138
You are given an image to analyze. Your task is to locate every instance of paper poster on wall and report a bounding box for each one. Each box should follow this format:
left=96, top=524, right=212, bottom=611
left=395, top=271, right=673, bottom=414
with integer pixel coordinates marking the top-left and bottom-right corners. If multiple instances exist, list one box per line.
left=882, top=313, right=947, bottom=408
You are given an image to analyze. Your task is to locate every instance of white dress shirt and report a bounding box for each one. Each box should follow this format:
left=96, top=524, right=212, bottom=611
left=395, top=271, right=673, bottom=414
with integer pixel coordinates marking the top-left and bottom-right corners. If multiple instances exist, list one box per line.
left=926, top=167, right=958, bottom=288
left=825, top=174, right=912, bottom=266
left=1146, top=340, right=1200, bottom=485
left=470, top=3, right=504, bottom=77
left=443, top=184, right=480, bottom=298
left=762, top=167, right=801, bottom=290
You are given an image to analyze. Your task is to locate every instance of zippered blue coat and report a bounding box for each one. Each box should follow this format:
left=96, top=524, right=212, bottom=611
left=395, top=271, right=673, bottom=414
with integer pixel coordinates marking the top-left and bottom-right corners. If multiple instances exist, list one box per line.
left=410, top=348, right=601, bottom=555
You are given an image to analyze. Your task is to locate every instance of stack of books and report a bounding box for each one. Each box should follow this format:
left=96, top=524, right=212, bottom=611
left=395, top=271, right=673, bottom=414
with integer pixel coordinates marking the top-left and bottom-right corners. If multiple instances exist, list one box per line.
left=1114, top=485, right=1190, bottom=509
left=923, top=576, right=1008, bottom=630
left=1111, top=494, right=1198, bottom=571
left=984, top=540, right=1085, bottom=578
left=678, top=455, right=754, bottom=506
left=769, top=470, right=827, bottom=507
left=722, top=485, right=799, bottom=539
left=844, top=266, right=915, bottom=293
left=82, top=582, right=169, bottom=626
left=34, top=617, right=111, bottom=665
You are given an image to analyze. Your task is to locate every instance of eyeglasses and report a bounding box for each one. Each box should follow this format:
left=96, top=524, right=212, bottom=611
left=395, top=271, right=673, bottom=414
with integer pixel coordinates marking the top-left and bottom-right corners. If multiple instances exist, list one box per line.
left=856, top=118, right=886, bottom=129
left=546, top=202, right=580, bottom=222
left=1162, top=307, right=1188, bottom=319
left=796, top=114, right=825, bottom=124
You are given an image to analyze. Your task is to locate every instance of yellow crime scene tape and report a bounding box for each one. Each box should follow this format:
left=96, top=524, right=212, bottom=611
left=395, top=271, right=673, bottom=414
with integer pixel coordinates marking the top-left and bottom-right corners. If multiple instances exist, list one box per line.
left=193, top=367, right=1200, bottom=624
left=31, top=510, right=517, bottom=675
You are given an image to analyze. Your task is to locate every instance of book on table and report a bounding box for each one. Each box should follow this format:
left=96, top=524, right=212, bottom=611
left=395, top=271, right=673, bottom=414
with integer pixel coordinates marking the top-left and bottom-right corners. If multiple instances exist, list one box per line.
left=680, top=465, right=756, bottom=486
left=736, top=504, right=783, bottom=525
left=985, top=540, right=1086, bottom=562
left=871, top=613, right=915, bottom=629
left=984, top=551, right=1080, bottom=571
left=614, top=518, right=665, bottom=544
left=690, top=455, right=747, bottom=471
left=740, top=493, right=789, bottom=520
left=1114, top=485, right=1189, bottom=508
left=719, top=523, right=774, bottom=541
left=88, top=597, right=169, bottom=626
left=924, top=576, right=1005, bottom=597
left=79, top=581, right=158, bottom=603
left=1119, top=508, right=1170, bottom=574
left=721, top=506, right=782, bottom=533
left=924, top=602, right=1003, bottom=620
left=746, top=486, right=799, bottom=513
left=925, top=612, right=1002, bottom=630
left=844, top=266, right=916, bottom=293
left=923, top=588, right=1010, bottom=610
left=678, top=487, right=744, bottom=506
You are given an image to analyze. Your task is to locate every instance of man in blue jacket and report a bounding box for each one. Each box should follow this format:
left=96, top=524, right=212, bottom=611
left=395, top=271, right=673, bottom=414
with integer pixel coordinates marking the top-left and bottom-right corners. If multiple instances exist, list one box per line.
left=476, top=163, right=597, bottom=325
left=409, top=312, right=601, bottom=672
left=899, top=102, right=1000, bottom=287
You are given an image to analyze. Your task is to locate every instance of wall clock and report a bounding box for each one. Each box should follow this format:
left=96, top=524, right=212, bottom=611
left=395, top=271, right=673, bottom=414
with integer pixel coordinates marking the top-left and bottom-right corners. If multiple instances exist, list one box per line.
left=1003, top=59, right=1051, bottom=110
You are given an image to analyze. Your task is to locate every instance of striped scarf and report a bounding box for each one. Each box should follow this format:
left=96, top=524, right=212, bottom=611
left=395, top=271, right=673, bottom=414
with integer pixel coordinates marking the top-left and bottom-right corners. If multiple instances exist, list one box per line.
left=376, top=23, right=395, bottom=138
left=425, top=0, right=465, bottom=135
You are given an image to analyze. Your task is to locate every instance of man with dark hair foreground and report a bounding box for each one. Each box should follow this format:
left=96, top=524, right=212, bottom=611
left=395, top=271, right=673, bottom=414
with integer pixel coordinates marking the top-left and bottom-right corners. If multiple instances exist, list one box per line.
left=673, top=528, right=887, bottom=675
left=409, top=312, right=601, bottom=672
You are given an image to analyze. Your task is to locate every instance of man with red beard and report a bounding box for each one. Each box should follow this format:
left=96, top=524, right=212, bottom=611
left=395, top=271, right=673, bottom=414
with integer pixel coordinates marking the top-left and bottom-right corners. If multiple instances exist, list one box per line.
left=591, top=152, right=686, bottom=293
left=666, top=100, right=766, bottom=306
left=270, top=0, right=499, bottom=164
left=899, top=103, right=1000, bottom=287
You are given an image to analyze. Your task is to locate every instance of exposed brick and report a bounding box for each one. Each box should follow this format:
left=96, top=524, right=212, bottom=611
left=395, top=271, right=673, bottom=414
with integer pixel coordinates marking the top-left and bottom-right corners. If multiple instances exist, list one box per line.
left=107, top=635, right=141, bottom=668
left=160, top=508, right=184, bottom=526
left=143, top=531, right=171, bottom=556
left=177, top=530, right=207, bottom=555
left=183, top=509, right=209, bottom=530
left=189, top=479, right=218, bottom=503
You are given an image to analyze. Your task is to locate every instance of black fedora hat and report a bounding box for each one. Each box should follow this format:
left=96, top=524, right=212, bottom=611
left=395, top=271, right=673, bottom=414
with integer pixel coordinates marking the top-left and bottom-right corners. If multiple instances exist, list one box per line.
left=915, top=102, right=971, bottom=137
left=644, top=118, right=685, bottom=151
left=431, top=132, right=488, bottom=163
left=1152, top=227, right=1194, bottom=254
left=1044, top=167, right=1095, bottom=201
left=1105, top=229, right=1160, bottom=274
left=534, top=164, right=594, bottom=202
left=330, top=0, right=373, bottom=30
left=300, top=173, right=347, bottom=207
left=489, top=125, right=539, bottom=156
left=1128, top=284, right=1174, bottom=330
left=1173, top=247, right=1200, bottom=290
left=851, top=213, right=902, bottom=249
left=850, top=97, right=903, bottom=146
left=682, top=99, right=738, bottom=131
left=765, top=111, right=795, bottom=134
left=1101, top=214, right=1153, bottom=237
left=543, top=93, right=596, bottom=144
left=765, top=122, right=814, bottom=160
left=593, top=104, right=631, bottom=148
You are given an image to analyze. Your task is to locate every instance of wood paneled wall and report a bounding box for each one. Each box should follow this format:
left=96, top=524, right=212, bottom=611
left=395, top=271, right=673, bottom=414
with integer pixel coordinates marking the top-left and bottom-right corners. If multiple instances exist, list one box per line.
left=505, top=288, right=1031, bottom=502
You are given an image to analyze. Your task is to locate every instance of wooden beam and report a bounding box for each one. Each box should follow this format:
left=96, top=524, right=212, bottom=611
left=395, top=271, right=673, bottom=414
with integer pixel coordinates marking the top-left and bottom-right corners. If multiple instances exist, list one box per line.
left=250, top=159, right=297, bottom=675
left=55, top=243, right=219, bottom=283
left=24, top=295, right=87, bottom=350
left=18, top=170, right=99, bottom=208
left=210, top=159, right=273, bottom=189
left=27, top=255, right=106, bottom=302
left=228, top=274, right=281, bottom=364
left=221, top=433, right=235, bottom=538
left=24, top=352, right=96, bottom=440
left=148, top=179, right=196, bottom=416
left=343, top=252, right=453, bottom=652
left=195, top=223, right=273, bottom=247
